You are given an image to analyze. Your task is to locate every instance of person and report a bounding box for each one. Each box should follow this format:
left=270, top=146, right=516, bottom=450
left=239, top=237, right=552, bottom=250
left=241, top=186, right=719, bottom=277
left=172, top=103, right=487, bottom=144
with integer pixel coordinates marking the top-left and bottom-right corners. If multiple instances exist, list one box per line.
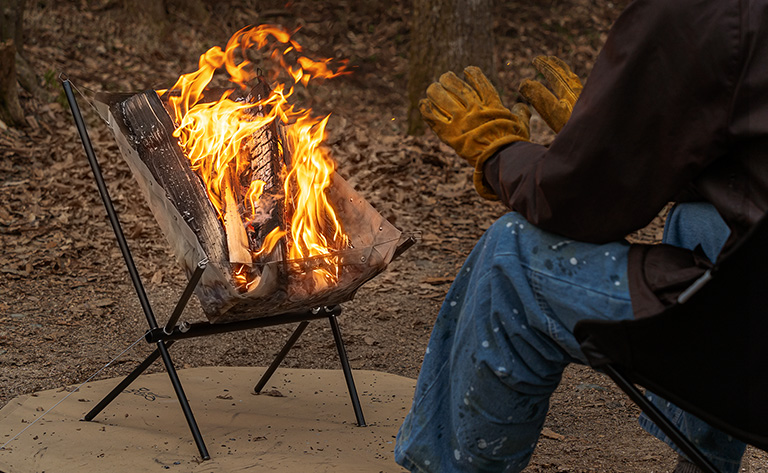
left=395, top=0, right=768, bottom=472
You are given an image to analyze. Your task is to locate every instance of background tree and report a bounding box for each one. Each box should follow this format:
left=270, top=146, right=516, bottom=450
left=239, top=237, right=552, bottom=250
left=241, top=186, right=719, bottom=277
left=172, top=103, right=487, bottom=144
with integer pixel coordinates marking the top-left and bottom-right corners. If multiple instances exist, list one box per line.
left=407, top=0, right=496, bottom=135
left=0, top=0, right=25, bottom=127
left=121, top=0, right=208, bottom=38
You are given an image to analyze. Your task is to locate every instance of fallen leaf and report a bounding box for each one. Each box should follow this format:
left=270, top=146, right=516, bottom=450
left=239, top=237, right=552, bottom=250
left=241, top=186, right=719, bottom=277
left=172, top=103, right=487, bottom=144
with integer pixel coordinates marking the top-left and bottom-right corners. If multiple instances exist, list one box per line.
left=93, top=298, right=114, bottom=308
left=541, top=427, right=565, bottom=441
left=422, top=277, right=454, bottom=285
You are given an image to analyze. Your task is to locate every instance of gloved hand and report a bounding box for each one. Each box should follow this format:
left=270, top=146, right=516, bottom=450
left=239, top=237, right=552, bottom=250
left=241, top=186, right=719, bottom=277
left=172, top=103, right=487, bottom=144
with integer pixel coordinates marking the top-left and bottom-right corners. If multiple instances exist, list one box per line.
left=419, top=66, right=531, bottom=200
left=518, top=56, right=583, bottom=133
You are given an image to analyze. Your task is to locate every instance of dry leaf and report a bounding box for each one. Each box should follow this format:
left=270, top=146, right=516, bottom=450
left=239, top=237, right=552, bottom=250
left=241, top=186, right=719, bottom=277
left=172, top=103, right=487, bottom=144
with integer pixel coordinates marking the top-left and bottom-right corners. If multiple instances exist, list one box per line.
left=541, top=427, right=566, bottom=441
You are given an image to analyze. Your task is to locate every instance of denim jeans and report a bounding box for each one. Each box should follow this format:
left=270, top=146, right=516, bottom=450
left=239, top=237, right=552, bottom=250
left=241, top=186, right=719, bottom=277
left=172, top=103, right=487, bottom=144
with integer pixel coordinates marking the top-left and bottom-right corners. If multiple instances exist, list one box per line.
left=395, top=204, right=745, bottom=472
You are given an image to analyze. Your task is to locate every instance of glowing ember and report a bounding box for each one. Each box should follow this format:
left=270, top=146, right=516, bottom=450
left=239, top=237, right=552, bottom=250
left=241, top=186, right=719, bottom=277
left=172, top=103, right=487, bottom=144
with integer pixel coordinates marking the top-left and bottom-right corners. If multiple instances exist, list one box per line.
left=161, top=25, right=351, bottom=291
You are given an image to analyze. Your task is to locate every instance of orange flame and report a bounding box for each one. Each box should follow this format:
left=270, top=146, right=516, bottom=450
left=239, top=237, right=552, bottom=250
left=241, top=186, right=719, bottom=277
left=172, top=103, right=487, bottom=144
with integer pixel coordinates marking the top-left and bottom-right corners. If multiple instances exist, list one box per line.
left=163, top=25, right=351, bottom=289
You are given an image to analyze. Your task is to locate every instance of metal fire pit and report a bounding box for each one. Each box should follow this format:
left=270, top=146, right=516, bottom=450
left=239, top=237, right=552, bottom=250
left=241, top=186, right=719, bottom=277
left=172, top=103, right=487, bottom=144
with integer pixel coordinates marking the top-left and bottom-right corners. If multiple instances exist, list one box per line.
left=95, top=90, right=404, bottom=323
left=63, top=77, right=414, bottom=461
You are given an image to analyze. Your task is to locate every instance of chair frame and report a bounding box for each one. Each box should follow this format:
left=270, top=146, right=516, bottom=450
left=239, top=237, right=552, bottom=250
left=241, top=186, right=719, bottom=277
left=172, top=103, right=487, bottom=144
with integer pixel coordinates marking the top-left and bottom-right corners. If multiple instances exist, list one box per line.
left=601, top=364, right=720, bottom=473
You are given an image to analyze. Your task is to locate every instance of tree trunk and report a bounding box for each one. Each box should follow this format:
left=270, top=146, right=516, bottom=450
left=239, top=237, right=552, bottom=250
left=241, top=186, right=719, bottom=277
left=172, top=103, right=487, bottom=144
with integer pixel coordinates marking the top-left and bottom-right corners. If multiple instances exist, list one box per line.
left=0, top=0, right=23, bottom=51
left=407, top=0, right=496, bottom=135
left=0, top=0, right=24, bottom=127
left=122, top=0, right=168, bottom=38
left=122, top=0, right=166, bottom=21
left=0, top=39, right=23, bottom=126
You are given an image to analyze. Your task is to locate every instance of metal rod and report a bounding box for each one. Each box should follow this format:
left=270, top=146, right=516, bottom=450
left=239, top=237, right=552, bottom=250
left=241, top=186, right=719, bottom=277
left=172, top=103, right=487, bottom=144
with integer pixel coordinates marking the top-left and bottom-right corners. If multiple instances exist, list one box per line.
left=146, top=306, right=341, bottom=343
left=602, top=365, right=720, bottom=473
left=62, top=79, right=160, bottom=331
left=254, top=321, right=310, bottom=393
left=164, top=260, right=207, bottom=335
left=156, top=340, right=210, bottom=460
left=83, top=341, right=174, bottom=421
left=63, top=81, right=207, bottom=460
left=393, top=235, right=417, bottom=261
left=677, top=269, right=713, bottom=304
left=328, top=312, right=366, bottom=427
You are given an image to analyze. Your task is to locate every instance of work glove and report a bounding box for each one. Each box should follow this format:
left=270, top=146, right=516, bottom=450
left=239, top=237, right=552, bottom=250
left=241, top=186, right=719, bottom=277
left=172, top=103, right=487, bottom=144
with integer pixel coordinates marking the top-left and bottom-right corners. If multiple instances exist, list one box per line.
left=420, top=66, right=531, bottom=200
left=518, top=56, right=583, bottom=133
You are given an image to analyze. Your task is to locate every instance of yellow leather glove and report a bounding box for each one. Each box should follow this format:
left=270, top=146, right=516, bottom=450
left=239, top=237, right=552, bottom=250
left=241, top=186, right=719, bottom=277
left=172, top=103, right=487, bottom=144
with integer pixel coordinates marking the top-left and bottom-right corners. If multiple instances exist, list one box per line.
left=419, top=66, right=531, bottom=200
left=518, top=56, right=583, bottom=133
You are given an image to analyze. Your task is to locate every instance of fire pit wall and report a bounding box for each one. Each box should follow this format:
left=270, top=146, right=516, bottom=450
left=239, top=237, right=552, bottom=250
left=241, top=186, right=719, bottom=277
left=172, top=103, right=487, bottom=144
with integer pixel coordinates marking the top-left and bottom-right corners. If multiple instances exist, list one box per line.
left=98, top=90, right=402, bottom=324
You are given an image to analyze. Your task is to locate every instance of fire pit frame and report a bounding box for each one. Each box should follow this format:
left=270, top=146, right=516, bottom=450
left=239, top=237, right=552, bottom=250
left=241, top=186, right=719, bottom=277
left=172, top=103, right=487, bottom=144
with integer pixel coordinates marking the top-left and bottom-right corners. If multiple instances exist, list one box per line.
left=62, top=78, right=414, bottom=461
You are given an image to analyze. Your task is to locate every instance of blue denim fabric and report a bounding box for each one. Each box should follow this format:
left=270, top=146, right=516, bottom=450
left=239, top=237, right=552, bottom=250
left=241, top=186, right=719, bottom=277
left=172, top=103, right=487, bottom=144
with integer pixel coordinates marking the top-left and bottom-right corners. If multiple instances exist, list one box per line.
left=638, top=203, right=746, bottom=473
left=395, top=212, right=634, bottom=472
left=395, top=204, right=746, bottom=473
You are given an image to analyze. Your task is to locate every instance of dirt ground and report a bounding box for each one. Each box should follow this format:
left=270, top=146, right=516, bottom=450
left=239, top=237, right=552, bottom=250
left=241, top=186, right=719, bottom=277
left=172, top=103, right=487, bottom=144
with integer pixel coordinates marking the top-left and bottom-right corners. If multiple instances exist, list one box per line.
left=1, top=1, right=766, bottom=471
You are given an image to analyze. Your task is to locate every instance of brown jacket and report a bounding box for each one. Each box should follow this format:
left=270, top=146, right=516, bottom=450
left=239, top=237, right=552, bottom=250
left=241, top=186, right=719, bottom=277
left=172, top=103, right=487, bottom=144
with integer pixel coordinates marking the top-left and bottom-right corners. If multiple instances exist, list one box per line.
left=483, top=0, right=768, bottom=318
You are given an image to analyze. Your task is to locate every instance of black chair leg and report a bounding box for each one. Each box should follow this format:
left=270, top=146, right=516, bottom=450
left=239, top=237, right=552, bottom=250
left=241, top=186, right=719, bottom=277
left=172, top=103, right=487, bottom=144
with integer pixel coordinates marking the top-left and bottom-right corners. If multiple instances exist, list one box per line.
left=602, top=364, right=720, bottom=473
left=328, top=314, right=366, bottom=427
left=83, top=341, right=174, bottom=421
left=254, top=321, right=310, bottom=393
left=83, top=339, right=209, bottom=460
left=156, top=341, right=210, bottom=461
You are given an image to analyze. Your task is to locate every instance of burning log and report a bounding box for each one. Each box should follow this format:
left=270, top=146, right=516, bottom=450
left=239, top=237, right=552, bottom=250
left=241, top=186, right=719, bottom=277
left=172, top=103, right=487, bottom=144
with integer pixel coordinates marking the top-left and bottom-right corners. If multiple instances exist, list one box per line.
left=101, top=89, right=238, bottom=315
left=222, top=165, right=251, bottom=264
left=238, top=79, right=289, bottom=281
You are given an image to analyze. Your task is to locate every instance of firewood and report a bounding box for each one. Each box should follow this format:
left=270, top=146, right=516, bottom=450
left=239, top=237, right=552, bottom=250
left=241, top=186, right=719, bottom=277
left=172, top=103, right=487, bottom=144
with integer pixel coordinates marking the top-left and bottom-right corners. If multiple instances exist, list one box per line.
left=223, top=166, right=252, bottom=264
left=240, top=78, right=289, bottom=264
left=101, top=89, right=237, bottom=316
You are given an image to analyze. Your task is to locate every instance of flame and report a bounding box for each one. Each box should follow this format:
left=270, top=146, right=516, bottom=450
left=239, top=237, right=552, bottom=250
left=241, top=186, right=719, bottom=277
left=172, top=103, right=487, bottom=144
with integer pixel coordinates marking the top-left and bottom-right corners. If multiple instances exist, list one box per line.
left=163, top=25, right=350, bottom=290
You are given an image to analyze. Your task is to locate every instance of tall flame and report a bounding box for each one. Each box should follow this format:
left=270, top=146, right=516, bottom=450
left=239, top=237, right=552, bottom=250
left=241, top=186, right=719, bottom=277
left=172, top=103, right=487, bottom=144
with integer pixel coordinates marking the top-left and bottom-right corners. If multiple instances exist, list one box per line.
left=162, top=25, right=351, bottom=289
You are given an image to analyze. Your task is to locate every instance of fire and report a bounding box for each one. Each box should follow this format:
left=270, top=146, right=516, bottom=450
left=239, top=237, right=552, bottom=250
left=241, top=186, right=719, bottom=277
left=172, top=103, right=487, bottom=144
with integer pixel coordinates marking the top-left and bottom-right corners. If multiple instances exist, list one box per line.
left=162, top=25, right=351, bottom=290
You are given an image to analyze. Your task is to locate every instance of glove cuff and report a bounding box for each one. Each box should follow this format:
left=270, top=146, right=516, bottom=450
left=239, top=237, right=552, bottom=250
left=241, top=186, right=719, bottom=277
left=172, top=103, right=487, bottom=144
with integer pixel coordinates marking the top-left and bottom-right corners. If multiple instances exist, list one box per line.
left=473, top=135, right=527, bottom=200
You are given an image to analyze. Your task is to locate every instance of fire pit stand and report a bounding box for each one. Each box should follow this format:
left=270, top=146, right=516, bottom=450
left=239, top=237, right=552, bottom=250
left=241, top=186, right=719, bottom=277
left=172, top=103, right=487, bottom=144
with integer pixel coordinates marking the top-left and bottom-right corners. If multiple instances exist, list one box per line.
left=62, top=78, right=414, bottom=461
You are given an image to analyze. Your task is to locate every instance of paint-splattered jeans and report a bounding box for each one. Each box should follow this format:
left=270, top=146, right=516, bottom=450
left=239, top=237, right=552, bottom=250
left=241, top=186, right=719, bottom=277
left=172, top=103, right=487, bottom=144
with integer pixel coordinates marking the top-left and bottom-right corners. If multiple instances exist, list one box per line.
left=395, top=204, right=745, bottom=472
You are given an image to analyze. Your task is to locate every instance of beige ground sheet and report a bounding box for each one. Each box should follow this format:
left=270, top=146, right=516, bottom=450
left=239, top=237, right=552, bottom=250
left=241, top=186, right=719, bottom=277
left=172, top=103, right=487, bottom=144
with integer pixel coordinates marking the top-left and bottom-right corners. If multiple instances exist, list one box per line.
left=0, top=367, right=415, bottom=472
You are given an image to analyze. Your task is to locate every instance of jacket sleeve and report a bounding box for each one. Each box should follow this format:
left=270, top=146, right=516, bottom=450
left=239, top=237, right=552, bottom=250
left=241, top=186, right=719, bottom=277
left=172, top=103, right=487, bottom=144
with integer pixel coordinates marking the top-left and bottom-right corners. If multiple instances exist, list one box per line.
left=483, top=0, right=740, bottom=243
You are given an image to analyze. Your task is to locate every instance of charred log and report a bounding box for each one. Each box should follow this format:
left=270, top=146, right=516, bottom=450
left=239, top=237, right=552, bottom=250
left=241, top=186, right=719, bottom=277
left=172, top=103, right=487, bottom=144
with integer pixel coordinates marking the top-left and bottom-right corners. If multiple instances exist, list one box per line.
left=240, top=79, right=288, bottom=265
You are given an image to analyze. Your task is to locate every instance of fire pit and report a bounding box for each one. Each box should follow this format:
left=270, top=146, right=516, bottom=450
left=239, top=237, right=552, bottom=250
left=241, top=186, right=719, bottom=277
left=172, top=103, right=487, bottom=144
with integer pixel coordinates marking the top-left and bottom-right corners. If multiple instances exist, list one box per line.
left=95, top=25, right=403, bottom=323
left=62, top=24, right=412, bottom=460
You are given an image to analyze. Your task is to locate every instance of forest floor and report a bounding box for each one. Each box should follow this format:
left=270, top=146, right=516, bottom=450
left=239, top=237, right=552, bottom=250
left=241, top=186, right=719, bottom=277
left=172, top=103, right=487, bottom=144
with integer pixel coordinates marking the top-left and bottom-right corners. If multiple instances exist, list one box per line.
left=1, top=1, right=765, bottom=471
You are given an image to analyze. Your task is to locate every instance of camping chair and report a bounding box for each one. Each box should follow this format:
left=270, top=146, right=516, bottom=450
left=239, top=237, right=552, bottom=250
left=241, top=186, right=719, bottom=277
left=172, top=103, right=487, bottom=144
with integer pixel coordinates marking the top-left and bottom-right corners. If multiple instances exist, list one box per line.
left=573, top=211, right=768, bottom=473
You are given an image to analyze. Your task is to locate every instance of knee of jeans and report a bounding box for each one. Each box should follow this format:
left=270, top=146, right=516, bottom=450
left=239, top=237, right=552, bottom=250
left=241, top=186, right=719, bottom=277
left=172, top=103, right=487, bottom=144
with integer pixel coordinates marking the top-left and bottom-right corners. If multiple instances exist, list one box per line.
left=486, top=213, right=527, bottom=242
left=453, top=382, right=543, bottom=470
left=662, top=203, right=730, bottom=257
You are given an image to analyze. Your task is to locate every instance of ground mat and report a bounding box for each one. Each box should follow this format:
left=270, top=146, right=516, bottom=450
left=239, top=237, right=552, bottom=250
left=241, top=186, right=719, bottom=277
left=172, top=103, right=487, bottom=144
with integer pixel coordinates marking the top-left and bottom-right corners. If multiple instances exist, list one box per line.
left=0, top=367, right=414, bottom=472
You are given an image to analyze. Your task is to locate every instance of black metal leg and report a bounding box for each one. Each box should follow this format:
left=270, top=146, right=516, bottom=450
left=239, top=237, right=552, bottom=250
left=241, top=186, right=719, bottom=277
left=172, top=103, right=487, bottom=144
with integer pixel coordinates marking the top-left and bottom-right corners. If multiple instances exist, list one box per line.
left=602, top=365, right=720, bottom=473
left=64, top=82, right=209, bottom=460
left=83, top=341, right=174, bottom=421
left=254, top=321, right=310, bottom=393
left=156, top=341, right=210, bottom=461
left=164, top=260, right=207, bottom=334
left=62, top=79, right=162, bottom=334
left=328, top=314, right=366, bottom=427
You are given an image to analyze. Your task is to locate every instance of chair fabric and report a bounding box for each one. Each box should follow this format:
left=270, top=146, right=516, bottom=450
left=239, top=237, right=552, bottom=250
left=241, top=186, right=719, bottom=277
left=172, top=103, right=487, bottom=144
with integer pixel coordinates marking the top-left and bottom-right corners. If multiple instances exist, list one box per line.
left=574, top=211, right=768, bottom=452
